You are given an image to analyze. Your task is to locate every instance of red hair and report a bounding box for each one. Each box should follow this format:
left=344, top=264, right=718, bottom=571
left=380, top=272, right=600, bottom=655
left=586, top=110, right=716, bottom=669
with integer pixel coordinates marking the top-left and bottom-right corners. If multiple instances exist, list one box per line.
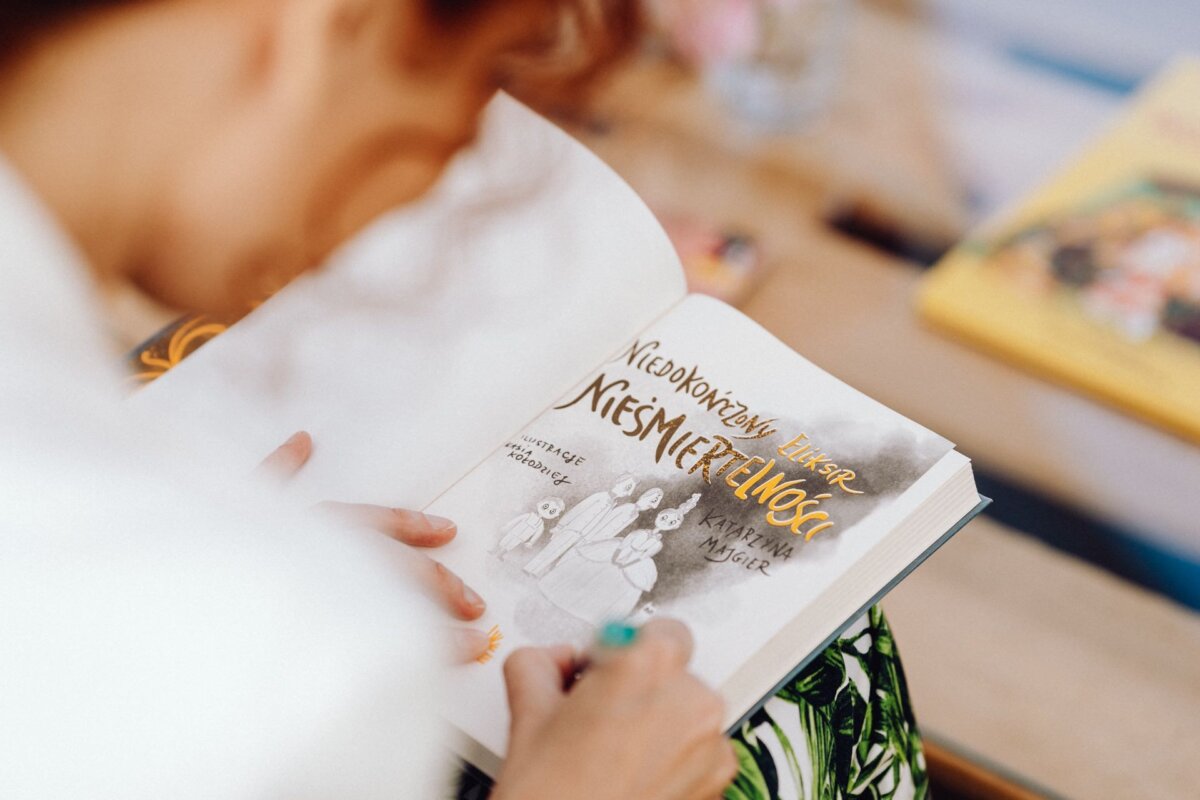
left=0, top=0, right=641, bottom=98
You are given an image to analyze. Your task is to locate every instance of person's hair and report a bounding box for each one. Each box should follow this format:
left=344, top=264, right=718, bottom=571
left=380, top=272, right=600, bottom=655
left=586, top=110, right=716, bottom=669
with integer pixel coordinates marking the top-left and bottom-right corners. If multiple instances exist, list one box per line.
left=483, top=0, right=640, bottom=111
left=0, top=0, right=640, bottom=104
left=0, top=1, right=130, bottom=58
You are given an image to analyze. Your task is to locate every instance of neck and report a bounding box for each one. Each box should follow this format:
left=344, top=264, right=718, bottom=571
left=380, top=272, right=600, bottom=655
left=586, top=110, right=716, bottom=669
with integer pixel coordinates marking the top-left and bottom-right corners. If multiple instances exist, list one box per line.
left=0, top=3, right=244, bottom=284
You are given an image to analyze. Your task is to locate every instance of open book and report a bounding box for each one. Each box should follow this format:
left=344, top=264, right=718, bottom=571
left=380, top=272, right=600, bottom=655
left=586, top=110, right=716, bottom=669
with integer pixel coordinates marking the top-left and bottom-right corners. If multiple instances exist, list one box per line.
left=131, top=95, right=984, bottom=775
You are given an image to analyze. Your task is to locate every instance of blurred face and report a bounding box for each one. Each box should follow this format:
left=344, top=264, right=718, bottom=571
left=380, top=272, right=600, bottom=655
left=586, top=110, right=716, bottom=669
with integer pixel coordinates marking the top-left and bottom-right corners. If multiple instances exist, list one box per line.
left=131, top=0, right=554, bottom=313
left=612, top=477, right=637, bottom=498
left=636, top=488, right=662, bottom=510
left=655, top=510, right=682, bottom=531
left=538, top=498, right=564, bottom=519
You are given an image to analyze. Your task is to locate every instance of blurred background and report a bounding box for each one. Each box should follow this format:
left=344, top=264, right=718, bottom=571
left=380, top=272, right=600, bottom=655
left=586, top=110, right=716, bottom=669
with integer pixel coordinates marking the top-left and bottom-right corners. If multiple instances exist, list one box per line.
left=543, top=0, right=1200, bottom=797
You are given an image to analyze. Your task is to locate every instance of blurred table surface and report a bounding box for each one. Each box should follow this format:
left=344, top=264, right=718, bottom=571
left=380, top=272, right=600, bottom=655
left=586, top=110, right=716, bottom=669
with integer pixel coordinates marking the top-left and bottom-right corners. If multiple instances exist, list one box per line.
left=570, top=1, right=1200, bottom=797
left=888, top=513, right=1200, bottom=799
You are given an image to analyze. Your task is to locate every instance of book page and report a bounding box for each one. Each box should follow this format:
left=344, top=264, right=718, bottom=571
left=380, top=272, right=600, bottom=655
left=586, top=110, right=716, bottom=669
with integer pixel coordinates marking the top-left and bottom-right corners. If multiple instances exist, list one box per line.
left=427, top=294, right=955, bottom=761
left=129, top=94, right=686, bottom=508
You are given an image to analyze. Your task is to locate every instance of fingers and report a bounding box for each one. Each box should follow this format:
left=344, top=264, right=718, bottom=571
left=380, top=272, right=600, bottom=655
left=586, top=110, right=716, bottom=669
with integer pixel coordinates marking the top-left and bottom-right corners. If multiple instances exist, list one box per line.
left=684, top=738, right=739, bottom=798
left=669, top=673, right=726, bottom=735
left=404, top=551, right=485, bottom=620
left=451, top=628, right=494, bottom=663
left=256, top=436, right=490, bottom=653
left=494, top=621, right=731, bottom=800
left=711, top=738, right=740, bottom=792
left=258, top=431, right=313, bottom=479
left=592, top=618, right=730, bottom=798
left=318, top=502, right=456, bottom=547
left=313, top=500, right=482, bottom=621
left=542, top=643, right=579, bottom=685
left=625, top=617, right=694, bottom=672
left=504, top=645, right=577, bottom=733
left=652, top=679, right=736, bottom=799
left=584, top=618, right=695, bottom=700
left=657, top=740, right=738, bottom=800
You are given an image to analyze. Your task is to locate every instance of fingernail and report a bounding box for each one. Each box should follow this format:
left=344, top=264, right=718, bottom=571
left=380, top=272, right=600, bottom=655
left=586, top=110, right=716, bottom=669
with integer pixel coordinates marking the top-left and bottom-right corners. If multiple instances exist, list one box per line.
left=463, top=584, right=485, bottom=611
left=285, top=431, right=309, bottom=446
left=422, top=513, right=455, bottom=532
left=454, top=628, right=491, bottom=661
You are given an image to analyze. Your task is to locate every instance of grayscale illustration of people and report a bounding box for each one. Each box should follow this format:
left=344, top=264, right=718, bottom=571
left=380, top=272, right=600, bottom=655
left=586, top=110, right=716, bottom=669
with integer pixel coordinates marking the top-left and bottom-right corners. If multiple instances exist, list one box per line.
left=583, top=487, right=664, bottom=545
left=494, top=497, right=565, bottom=557
left=523, top=474, right=637, bottom=577
left=539, top=493, right=702, bottom=625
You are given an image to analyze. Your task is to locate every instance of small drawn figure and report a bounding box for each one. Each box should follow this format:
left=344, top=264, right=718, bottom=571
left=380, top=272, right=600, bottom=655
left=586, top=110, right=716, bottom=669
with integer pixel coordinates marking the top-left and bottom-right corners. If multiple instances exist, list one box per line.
left=539, top=493, right=702, bottom=625
left=523, top=474, right=637, bottom=577
left=628, top=602, right=657, bottom=626
left=494, top=497, right=565, bottom=557
left=582, top=487, right=664, bottom=545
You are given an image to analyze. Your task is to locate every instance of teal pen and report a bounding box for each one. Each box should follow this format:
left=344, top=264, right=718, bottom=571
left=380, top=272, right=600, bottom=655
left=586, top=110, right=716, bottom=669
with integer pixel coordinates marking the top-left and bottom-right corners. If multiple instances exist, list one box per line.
left=593, top=620, right=639, bottom=657
left=571, top=620, right=638, bottom=686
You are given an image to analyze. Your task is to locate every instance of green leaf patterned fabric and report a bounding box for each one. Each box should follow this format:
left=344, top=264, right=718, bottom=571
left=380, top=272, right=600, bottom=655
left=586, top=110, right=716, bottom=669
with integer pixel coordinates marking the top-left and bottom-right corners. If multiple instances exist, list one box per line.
left=726, top=606, right=927, bottom=800
left=452, top=605, right=926, bottom=800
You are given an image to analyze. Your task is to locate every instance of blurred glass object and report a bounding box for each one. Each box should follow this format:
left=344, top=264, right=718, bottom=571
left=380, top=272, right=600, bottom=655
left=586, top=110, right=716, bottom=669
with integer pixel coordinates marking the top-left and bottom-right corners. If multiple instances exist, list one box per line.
left=653, top=0, right=850, bottom=129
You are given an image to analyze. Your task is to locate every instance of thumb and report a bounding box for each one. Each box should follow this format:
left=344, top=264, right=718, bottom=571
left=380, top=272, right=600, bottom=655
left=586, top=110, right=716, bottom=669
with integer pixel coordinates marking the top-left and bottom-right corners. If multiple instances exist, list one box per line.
left=502, top=645, right=575, bottom=735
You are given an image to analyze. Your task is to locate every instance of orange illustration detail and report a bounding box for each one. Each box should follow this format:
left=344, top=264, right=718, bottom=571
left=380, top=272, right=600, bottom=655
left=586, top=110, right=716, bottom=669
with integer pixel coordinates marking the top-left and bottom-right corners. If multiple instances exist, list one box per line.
left=476, top=625, right=504, bottom=664
left=131, top=316, right=229, bottom=384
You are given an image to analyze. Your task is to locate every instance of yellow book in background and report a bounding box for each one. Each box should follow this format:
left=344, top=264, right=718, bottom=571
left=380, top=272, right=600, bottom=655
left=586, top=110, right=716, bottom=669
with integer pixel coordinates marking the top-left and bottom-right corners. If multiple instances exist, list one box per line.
left=919, top=58, right=1200, bottom=443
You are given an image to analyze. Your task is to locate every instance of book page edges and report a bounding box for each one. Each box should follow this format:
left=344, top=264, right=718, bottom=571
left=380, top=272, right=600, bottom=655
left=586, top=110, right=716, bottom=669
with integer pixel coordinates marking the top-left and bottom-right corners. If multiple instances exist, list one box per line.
left=720, top=452, right=982, bottom=730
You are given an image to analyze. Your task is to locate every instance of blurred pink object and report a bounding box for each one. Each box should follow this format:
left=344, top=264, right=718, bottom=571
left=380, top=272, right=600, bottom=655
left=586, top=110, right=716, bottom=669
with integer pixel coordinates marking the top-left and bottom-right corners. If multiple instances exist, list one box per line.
left=652, top=0, right=846, bottom=128
left=653, top=0, right=761, bottom=66
left=1083, top=273, right=1168, bottom=341
left=659, top=214, right=764, bottom=305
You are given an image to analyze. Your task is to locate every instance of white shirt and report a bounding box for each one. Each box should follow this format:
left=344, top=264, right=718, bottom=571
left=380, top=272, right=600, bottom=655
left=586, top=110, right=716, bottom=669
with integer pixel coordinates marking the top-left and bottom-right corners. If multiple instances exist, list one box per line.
left=0, top=158, right=447, bottom=798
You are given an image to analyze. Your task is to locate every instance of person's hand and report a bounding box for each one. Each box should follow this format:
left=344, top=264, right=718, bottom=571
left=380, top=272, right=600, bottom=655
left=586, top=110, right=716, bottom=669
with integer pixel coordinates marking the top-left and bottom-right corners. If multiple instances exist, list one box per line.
left=261, top=431, right=491, bottom=661
left=491, top=619, right=738, bottom=800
